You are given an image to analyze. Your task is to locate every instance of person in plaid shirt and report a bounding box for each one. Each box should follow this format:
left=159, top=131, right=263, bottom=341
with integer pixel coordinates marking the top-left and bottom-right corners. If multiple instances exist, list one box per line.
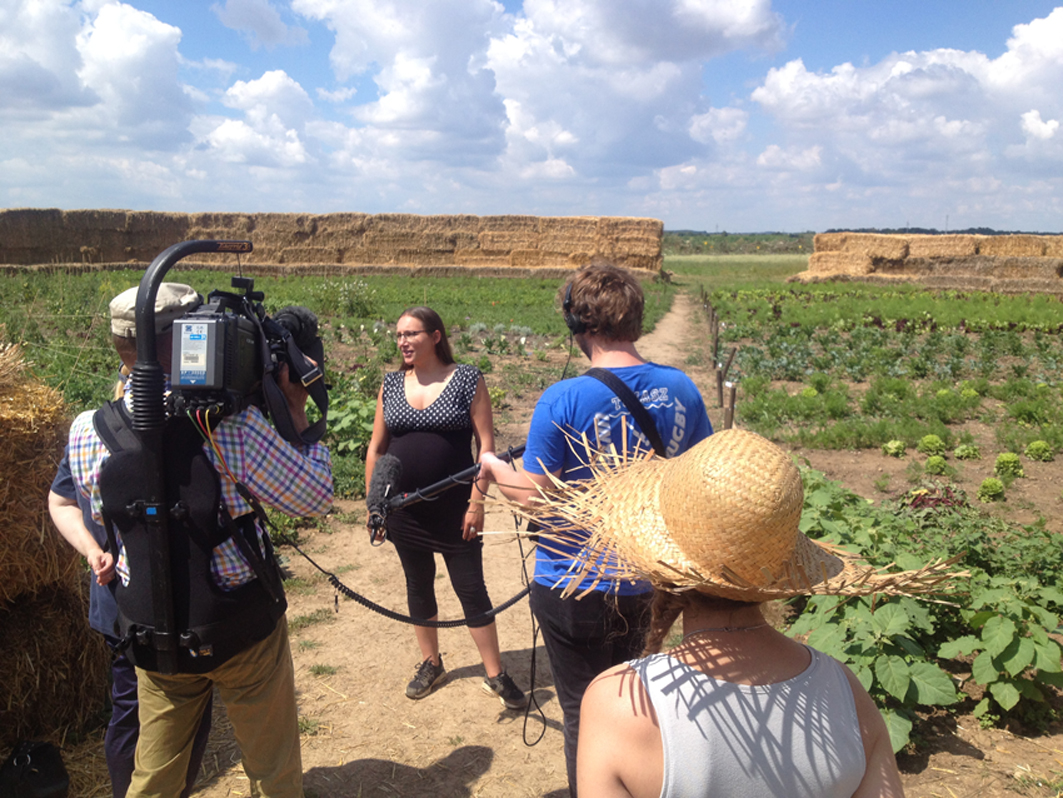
left=57, top=283, right=331, bottom=798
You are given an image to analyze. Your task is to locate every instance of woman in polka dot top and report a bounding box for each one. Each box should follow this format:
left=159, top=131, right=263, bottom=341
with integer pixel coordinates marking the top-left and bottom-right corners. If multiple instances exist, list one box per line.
left=365, top=306, right=527, bottom=708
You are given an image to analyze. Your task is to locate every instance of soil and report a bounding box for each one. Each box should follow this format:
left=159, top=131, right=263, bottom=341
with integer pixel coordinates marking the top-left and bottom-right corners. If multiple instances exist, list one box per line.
left=66, top=294, right=1063, bottom=797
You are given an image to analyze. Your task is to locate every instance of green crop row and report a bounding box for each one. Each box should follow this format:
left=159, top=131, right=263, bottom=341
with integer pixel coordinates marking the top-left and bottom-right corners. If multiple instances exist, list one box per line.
left=793, top=470, right=1063, bottom=752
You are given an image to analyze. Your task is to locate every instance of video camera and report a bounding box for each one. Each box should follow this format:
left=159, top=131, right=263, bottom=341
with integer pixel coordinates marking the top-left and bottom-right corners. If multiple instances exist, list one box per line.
left=134, top=240, right=328, bottom=446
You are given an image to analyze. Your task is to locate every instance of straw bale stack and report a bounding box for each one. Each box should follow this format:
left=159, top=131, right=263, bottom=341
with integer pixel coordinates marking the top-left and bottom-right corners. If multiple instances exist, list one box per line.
left=0, top=209, right=663, bottom=274
left=0, top=345, right=110, bottom=749
left=794, top=233, right=1063, bottom=293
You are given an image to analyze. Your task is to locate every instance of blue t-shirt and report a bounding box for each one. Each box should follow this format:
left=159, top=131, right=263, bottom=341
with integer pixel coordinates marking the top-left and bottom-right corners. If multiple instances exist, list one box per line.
left=523, top=363, right=712, bottom=594
left=51, top=446, right=119, bottom=637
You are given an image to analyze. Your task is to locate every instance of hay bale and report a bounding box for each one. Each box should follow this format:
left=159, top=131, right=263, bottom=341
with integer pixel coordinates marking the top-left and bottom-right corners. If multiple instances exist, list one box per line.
left=812, top=232, right=845, bottom=253
left=0, top=346, right=78, bottom=606
left=815, top=233, right=908, bottom=260
left=479, top=215, right=540, bottom=233
left=539, top=217, right=599, bottom=251
left=1044, top=236, right=1063, bottom=258
left=0, top=581, right=111, bottom=749
left=977, top=235, right=1047, bottom=257
left=510, top=250, right=545, bottom=268
left=480, top=231, right=540, bottom=250
left=807, top=252, right=873, bottom=275
left=907, top=235, right=978, bottom=258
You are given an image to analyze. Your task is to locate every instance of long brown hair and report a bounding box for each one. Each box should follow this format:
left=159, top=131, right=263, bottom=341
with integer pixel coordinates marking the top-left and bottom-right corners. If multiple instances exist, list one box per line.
left=398, top=306, right=454, bottom=372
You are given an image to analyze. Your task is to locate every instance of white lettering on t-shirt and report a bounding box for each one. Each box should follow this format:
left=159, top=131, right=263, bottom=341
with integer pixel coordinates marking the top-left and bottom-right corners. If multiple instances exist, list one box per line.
left=667, top=397, right=688, bottom=457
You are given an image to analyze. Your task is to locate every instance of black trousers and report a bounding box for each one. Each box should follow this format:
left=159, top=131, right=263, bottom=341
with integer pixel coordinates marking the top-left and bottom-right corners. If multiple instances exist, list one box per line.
left=393, top=540, right=494, bottom=627
left=530, top=582, right=652, bottom=797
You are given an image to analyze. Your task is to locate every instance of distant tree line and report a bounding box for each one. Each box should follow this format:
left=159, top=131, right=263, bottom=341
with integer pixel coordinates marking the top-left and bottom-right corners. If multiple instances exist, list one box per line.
left=823, top=227, right=1063, bottom=236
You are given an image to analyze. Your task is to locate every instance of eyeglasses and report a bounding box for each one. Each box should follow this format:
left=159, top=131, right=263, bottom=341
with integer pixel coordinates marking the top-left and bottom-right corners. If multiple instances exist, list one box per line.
left=396, top=329, right=429, bottom=342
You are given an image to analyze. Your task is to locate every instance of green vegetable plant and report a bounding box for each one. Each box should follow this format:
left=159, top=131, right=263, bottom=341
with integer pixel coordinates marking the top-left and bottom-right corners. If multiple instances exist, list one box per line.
left=882, top=440, right=906, bottom=458
left=977, top=478, right=1005, bottom=503
left=791, top=470, right=1063, bottom=751
left=1024, top=440, right=1054, bottom=462
left=994, top=453, right=1024, bottom=478
left=938, top=579, right=1063, bottom=727
left=924, top=455, right=948, bottom=476
left=916, top=434, right=947, bottom=456
left=953, top=444, right=981, bottom=460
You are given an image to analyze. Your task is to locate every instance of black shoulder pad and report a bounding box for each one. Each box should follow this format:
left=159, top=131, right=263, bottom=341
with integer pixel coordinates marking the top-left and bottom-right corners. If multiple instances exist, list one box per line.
left=93, top=399, right=140, bottom=455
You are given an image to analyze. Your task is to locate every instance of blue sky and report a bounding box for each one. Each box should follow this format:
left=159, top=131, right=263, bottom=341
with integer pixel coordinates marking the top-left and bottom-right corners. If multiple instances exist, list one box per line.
left=3, top=0, right=1062, bottom=232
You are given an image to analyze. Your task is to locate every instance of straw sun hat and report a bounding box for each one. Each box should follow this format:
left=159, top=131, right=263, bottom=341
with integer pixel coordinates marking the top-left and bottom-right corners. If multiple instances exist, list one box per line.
left=514, top=428, right=959, bottom=602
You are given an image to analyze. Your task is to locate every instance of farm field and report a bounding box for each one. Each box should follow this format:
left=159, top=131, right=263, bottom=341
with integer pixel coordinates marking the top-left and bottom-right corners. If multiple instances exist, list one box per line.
left=2, top=257, right=1062, bottom=796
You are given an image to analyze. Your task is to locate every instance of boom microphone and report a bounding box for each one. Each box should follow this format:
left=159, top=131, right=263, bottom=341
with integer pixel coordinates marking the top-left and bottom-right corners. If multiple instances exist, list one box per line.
left=367, top=453, right=403, bottom=542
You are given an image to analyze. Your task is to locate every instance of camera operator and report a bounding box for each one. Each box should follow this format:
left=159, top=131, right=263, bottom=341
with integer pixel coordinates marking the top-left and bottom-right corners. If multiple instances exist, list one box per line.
left=60, top=283, right=332, bottom=798
left=479, top=263, right=712, bottom=797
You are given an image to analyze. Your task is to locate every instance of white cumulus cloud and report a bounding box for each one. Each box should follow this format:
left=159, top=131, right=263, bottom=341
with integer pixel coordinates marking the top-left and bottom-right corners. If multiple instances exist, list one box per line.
left=1021, top=109, right=1059, bottom=140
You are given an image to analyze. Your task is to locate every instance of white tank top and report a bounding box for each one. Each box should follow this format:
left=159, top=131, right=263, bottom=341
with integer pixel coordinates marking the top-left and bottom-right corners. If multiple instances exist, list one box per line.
left=633, top=647, right=866, bottom=798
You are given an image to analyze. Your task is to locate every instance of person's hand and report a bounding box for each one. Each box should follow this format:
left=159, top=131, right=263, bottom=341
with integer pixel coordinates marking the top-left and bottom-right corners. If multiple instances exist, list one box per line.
left=89, top=550, right=115, bottom=586
left=462, top=504, right=485, bottom=541
left=478, top=452, right=508, bottom=484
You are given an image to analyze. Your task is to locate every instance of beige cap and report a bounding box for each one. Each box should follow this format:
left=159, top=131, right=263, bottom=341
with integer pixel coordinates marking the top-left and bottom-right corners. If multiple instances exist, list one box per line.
left=109, top=283, right=202, bottom=338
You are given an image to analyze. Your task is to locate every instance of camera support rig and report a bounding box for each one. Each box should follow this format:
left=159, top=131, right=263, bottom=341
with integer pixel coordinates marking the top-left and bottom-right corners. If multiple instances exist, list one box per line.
left=130, top=239, right=254, bottom=674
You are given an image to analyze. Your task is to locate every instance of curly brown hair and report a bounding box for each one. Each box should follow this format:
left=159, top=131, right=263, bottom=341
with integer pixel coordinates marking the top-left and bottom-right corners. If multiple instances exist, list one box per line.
left=558, top=262, right=644, bottom=342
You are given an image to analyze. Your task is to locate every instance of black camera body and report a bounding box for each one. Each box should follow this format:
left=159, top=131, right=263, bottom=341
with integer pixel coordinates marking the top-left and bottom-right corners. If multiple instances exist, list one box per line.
left=171, top=302, right=259, bottom=415
left=167, top=274, right=327, bottom=444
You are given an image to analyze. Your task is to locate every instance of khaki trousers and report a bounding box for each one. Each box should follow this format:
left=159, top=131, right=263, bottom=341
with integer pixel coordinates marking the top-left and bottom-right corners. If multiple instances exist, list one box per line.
left=128, top=618, right=302, bottom=798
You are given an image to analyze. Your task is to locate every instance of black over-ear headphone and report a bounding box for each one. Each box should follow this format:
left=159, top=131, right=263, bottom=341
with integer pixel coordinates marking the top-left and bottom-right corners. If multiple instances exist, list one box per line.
left=563, top=281, right=586, bottom=335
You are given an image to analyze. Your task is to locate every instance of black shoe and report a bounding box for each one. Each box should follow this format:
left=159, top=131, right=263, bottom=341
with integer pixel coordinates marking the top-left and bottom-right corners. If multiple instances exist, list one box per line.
left=482, top=670, right=527, bottom=710
left=406, top=656, right=446, bottom=699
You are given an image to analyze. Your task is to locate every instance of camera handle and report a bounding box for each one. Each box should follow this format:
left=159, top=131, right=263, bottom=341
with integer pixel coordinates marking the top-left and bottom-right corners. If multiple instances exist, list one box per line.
left=131, top=239, right=253, bottom=674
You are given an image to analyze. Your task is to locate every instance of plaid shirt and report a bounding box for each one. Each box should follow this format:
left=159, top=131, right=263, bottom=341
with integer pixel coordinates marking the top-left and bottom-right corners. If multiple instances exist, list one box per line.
left=68, top=384, right=332, bottom=589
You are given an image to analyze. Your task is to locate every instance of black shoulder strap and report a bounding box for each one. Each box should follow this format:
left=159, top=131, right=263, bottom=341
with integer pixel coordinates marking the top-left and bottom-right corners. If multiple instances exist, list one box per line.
left=584, top=367, right=667, bottom=458
left=93, top=399, right=139, bottom=455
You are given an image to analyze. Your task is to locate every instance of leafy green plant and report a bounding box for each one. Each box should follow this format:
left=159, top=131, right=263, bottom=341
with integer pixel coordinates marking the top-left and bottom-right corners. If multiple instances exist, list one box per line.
left=924, top=455, right=948, bottom=476
left=1024, top=440, right=1054, bottom=462
left=882, top=440, right=906, bottom=458
left=327, top=390, right=376, bottom=456
left=977, top=478, right=1005, bottom=503
left=916, top=434, right=947, bottom=456
left=938, top=580, right=1063, bottom=725
left=309, top=664, right=338, bottom=676
left=953, top=444, right=981, bottom=460
left=994, top=453, right=1024, bottom=478
left=792, top=469, right=1063, bottom=750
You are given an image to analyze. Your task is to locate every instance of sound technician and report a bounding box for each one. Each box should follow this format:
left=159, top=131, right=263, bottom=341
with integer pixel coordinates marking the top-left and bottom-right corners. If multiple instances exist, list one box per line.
left=479, top=262, right=713, bottom=797
left=58, top=283, right=332, bottom=798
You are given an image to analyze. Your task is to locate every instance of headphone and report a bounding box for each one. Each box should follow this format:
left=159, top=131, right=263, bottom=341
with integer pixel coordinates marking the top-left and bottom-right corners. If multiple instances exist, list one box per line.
left=562, top=281, right=587, bottom=335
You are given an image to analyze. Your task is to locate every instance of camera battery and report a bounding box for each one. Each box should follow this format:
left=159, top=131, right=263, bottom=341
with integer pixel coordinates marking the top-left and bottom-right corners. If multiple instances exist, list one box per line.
left=173, top=314, right=257, bottom=392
